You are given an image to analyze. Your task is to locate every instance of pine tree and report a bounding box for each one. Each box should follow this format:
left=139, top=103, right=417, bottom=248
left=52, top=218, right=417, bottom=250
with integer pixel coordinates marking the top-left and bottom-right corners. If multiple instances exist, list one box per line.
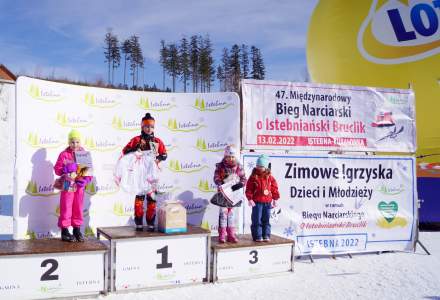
left=179, top=37, right=190, bottom=92
left=110, top=34, right=121, bottom=86
left=199, top=36, right=208, bottom=92
left=230, top=44, right=241, bottom=92
left=121, top=39, right=131, bottom=87
left=159, top=40, right=168, bottom=91
left=104, top=29, right=115, bottom=84
left=257, top=47, right=265, bottom=79
left=166, top=43, right=180, bottom=92
left=129, top=35, right=144, bottom=88
left=216, top=65, right=224, bottom=92
left=251, top=46, right=265, bottom=80
left=240, top=44, right=250, bottom=79
left=189, top=35, right=199, bottom=92
left=221, top=48, right=231, bottom=91
left=199, top=35, right=215, bottom=92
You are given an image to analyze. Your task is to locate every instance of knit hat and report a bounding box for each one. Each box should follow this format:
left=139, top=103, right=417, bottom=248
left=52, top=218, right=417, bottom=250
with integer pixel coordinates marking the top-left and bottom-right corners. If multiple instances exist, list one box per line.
left=141, top=113, right=155, bottom=128
left=256, top=154, right=270, bottom=169
left=68, top=129, right=81, bottom=142
left=224, top=145, right=239, bottom=158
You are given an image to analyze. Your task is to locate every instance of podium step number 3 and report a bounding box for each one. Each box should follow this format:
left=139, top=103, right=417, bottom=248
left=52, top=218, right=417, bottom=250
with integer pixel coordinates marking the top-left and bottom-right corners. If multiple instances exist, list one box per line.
left=212, top=234, right=294, bottom=281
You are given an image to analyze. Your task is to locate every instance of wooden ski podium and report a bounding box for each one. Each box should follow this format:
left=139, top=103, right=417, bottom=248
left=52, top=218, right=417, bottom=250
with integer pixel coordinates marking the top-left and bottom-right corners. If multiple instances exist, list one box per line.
left=211, top=234, right=294, bottom=282
left=0, top=239, right=108, bottom=299
left=97, top=225, right=211, bottom=292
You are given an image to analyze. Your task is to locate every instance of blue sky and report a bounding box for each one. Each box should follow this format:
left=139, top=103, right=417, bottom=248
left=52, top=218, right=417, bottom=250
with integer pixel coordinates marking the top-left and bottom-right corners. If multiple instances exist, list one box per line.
left=0, top=0, right=318, bottom=91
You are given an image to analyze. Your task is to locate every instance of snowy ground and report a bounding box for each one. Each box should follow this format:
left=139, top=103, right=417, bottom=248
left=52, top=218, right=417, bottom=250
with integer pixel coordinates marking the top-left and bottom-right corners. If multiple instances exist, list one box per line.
left=90, top=232, right=440, bottom=300
left=1, top=211, right=439, bottom=299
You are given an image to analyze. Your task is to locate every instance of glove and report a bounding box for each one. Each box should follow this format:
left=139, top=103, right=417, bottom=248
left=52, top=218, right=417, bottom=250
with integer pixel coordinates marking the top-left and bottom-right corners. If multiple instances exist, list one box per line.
left=271, top=200, right=277, bottom=208
left=156, top=153, right=167, bottom=161
left=76, top=176, right=92, bottom=188
left=63, top=163, right=77, bottom=174
left=75, top=178, right=87, bottom=188
left=231, top=182, right=244, bottom=191
left=248, top=200, right=256, bottom=207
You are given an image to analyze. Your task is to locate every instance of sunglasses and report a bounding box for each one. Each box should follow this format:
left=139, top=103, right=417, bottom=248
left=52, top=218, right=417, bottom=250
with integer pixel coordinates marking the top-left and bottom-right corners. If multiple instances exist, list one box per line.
left=143, top=125, right=155, bottom=129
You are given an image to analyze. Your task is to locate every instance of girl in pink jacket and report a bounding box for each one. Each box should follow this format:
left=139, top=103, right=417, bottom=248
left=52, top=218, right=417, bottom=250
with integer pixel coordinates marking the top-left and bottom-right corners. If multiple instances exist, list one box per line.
left=54, top=130, right=91, bottom=242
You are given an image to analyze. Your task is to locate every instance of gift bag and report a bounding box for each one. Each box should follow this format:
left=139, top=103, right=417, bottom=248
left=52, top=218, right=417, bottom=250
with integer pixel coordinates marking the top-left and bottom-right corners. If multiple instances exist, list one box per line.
left=114, top=151, right=159, bottom=194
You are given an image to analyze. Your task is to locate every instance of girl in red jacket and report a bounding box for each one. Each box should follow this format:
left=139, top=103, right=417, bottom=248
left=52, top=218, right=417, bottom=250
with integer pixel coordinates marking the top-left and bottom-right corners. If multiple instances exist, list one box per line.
left=122, top=113, right=167, bottom=231
left=245, top=154, right=280, bottom=242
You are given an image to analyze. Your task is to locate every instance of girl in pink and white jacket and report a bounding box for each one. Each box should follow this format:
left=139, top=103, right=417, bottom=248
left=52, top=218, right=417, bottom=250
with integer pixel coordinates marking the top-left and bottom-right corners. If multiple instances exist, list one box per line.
left=213, top=146, right=246, bottom=243
left=54, top=129, right=92, bottom=242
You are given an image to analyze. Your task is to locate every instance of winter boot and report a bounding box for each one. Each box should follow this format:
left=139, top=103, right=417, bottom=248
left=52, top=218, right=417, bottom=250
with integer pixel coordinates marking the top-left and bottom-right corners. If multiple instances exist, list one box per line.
left=226, top=227, right=239, bottom=243
left=146, top=198, right=156, bottom=232
left=73, top=227, right=84, bottom=242
left=218, top=227, right=227, bottom=243
left=61, top=228, right=75, bottom=242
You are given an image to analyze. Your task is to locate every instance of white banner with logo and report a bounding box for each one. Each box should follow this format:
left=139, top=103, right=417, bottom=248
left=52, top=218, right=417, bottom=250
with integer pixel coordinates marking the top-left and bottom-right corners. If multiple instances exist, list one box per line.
left=14, top=77, right=240, bottom=239
left=242, top=79, right=416, bottom=152
left=242, top=153, right=417, bottom=255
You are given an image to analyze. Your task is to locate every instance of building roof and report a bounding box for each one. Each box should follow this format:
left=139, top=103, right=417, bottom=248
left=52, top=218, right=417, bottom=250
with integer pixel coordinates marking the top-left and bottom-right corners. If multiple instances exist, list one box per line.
left=0, top=64, right=16, bottom=81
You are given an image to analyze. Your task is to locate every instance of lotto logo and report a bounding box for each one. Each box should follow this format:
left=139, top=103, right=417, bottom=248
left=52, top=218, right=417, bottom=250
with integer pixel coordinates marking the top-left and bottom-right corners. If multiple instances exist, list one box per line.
left=358, top=0, right=440, bottom=63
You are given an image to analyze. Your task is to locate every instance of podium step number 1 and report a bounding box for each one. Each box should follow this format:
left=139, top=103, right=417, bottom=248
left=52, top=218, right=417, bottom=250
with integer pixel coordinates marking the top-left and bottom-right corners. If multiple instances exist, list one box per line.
left=96, top=225, right=210, bottom=291
left=115, top=236, right=208, bottom=290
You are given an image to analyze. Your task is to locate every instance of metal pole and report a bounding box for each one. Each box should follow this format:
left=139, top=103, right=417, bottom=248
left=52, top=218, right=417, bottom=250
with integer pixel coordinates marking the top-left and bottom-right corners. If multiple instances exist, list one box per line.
left=110, top=240, right=115, bottom=292
left=206, top=234, right=211, bottom=282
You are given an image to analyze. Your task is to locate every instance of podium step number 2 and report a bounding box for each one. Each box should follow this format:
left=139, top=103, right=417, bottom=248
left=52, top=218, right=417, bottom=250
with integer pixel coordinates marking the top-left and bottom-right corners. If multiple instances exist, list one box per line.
left=0, top=240, right=107, bottom=300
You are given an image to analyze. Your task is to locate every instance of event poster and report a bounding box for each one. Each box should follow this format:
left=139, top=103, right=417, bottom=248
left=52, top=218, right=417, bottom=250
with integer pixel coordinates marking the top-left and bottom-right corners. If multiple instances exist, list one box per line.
left=242, top=153, right=417, bottom=254
left=242, top=79, right=416, bottom=152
